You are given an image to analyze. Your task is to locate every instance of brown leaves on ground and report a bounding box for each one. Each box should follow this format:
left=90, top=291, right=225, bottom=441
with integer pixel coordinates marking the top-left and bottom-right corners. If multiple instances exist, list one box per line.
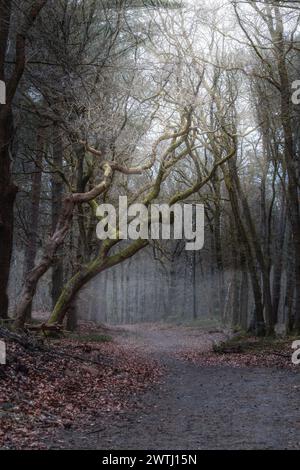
left=0, top=323, right=162, bottom=450
left=179, top=336, right=297, bottom=370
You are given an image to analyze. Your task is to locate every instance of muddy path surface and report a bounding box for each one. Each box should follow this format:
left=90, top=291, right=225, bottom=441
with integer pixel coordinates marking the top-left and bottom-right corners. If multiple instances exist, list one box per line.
left=51, top=324, right=300, bottom=450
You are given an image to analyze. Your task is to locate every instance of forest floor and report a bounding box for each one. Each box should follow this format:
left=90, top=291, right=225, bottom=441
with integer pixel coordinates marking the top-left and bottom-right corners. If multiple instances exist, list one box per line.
left=51, top=323, right=300, bottom=450
left=1, top=322, right=300, bottom=449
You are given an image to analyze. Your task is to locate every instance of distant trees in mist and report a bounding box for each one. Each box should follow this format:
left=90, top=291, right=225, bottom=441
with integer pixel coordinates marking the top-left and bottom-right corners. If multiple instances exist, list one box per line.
left=0, top=1, right=300, bottom=336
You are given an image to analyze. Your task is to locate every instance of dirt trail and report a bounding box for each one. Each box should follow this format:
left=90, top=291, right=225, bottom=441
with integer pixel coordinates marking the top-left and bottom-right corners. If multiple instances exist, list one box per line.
left=52, top=324, right=300, bottom=450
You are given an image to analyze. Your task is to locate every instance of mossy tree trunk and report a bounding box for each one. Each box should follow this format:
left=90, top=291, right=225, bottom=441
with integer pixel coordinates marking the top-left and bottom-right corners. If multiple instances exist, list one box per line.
left=13, top=162, right=113, bottom=330
left=48, top=238, right=148, bottom=326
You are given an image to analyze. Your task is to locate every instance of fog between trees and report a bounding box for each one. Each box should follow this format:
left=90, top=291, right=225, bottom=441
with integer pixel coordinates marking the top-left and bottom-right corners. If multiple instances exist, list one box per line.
left=0, top=0, right=299, bottom=336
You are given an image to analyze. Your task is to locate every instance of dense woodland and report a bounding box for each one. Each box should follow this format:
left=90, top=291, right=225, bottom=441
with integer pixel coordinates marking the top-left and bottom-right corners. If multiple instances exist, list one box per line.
left=1, top=0, right=300, bottom=336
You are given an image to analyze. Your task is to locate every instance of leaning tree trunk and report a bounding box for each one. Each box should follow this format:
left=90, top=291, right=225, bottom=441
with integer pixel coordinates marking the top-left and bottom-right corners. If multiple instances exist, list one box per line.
left=13, top=196, right=75, bottom=330
left=48, top=239, right=148, bottom=326
left=13, top=161, right=113, bottom=330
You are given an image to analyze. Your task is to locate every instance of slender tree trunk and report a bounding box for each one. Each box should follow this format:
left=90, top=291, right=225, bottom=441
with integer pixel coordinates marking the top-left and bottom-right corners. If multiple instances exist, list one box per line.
left=66, top=300, right=78, bottom=331
left=223, top=167, right=266, bottom=336
left=225, top=175, right=266, bottom=336
left=231, top=237, right=241, bottom=329
left=285, top=232, right=295, bottom=335
left=239, top=251, right=249, bottom=331
left=51, top=127, right=64, bottom=309
left=0, top=0, right=47, bottom=319
left=66, top=144, right=91, bottom=330
left=228, top=158, right=274, bottom=335
left=0, top=1, right=14, bottom=319
left=22, top=129, right=43, bottom=320
left=0, top=108, right=17, bottom=318
left=272, top=7, right=300, bottom=333
left=212, top=172, right=225, bottom=318
left=272, top=201, right=286, bottom=324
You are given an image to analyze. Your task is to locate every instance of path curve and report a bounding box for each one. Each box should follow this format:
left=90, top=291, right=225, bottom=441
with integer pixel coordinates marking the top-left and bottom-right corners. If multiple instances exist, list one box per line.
left=52, top=324, right=300, bottom=450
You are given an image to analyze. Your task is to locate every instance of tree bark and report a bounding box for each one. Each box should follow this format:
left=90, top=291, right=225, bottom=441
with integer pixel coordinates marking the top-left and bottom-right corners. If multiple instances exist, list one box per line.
left=51, top=127, right=64, bottom=309
left=48, top=239, right=148, bottom=326
left=0, top=108, right=17, bottom=318
left=0, top=0, right=47, bottom=318
left=0, top=0, right=15, bottom=318
left=22, top=129, right=44, bottom=320
left=13, top=161, right=113, bottom=329
left=223, top=166, right=266, bottom=336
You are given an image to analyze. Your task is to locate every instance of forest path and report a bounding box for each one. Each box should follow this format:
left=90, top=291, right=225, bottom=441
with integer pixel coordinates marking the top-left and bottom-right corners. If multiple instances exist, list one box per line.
left=53, top=324, right=300, bottom=450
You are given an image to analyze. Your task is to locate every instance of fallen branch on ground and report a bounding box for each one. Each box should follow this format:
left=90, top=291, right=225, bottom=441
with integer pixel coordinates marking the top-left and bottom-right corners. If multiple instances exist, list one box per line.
left=25, top=322, right=62, bottom=333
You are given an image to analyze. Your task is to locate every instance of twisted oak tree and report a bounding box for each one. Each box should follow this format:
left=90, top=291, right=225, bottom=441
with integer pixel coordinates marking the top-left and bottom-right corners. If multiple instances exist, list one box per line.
left=14, top=111, right=193, bottom=329
left=46, top=115, right=237, bottom=328
left=14, top=159, right=113, bottom=329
